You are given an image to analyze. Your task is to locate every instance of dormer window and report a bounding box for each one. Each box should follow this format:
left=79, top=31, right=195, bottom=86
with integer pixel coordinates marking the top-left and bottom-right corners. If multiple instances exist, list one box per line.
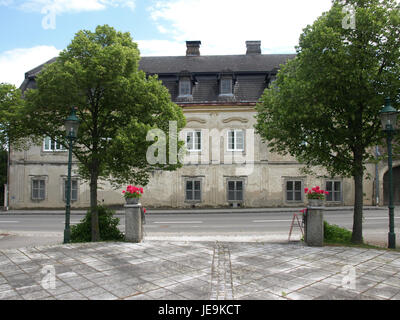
left=220, top=79, right=232, bottom=95
left=179, top=79, right=191, bottom=96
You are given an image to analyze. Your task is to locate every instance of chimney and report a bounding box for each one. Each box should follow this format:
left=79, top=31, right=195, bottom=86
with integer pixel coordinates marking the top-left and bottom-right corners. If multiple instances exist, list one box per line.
left=186, top=41, right=201, bottom=56
left=246, top=41, right=261, bottom=55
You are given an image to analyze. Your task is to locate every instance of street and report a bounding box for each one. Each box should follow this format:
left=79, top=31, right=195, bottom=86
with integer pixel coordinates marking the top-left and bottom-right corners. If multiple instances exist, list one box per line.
left=0, top=209, right=399, bottom=249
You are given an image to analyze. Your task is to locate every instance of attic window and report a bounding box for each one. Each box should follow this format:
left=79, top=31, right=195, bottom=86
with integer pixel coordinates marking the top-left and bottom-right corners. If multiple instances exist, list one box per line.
left=179, top=80, right=191, bottom=96
left=220, top=79, right=232, bottom=95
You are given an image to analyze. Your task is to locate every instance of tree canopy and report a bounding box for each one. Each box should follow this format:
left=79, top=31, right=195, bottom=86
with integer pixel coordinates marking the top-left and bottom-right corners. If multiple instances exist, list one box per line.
left=0, top=83, right=26, bottom=148
left=19, top=24, right=186, bottom=240
left=255, top=0, right=400, bottom=243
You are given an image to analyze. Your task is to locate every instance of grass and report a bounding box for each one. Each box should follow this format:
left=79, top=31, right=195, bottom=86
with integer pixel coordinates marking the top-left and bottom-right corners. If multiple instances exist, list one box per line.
left=323, top=221, right=400, bottom=251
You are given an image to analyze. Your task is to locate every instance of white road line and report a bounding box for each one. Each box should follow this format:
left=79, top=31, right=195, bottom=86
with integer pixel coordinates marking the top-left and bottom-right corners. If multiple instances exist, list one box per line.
left=153, top=221, right=203, bottom=224
left=365, top=217, right=400, bottom=220
left=0, top=221, right=19, bottom=223
left=253, top=220, right=292, bottom=223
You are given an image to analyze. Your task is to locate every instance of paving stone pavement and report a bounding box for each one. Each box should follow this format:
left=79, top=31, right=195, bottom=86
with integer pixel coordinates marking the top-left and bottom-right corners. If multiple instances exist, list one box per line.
left=0, top=240, right=400, bottom=300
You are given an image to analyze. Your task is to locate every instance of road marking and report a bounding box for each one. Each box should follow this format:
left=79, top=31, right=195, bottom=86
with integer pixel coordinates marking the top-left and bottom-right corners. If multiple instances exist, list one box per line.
left=0, top=221, right=19, bottom=223
left=153, top=221, right=203, bottom=224
left=365, top=217, right=400, bottom=220
left=253, top=220, right=292, bottom=223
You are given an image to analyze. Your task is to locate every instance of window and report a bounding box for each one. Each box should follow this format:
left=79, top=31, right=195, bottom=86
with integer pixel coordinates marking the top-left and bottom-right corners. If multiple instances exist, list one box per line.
left=179, top=80, right=191, bottom=96
left=32, top=179, right=46, bottom=200
left=227, top=130, right=244, bottom=151
left=326, top=181, right=342, bottom=202
left=43, top=137, right=65, bottom=152
left=286, top=180, right=302, bottom=202
left=186, top=180, right=201, bottom=201
left=64, top=179, right=78, bottom=202
left=220, top=79, right=232, bottom=95
left=186, top=131, right=202, bottom=151
left=228, top=180, right=243, bottom=201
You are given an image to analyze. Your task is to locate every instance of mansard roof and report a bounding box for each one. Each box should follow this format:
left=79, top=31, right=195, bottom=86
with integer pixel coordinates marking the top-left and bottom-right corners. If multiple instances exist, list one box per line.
left=139, top=54, right=295, bottom=75
left=20, top=42, right=296, bottom=104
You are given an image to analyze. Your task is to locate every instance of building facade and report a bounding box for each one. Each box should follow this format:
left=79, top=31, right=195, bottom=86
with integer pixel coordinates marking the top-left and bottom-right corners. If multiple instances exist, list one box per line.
left=9, top=41, right=392, bottom=209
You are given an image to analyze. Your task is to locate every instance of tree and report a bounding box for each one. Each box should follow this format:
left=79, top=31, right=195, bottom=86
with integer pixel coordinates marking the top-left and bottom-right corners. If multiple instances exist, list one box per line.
left=0, top=83, right=26, bottom=148
left=255, top=0, right=400, bottom=244
left=21, top=25, right=186, bottom=241
left=0, top=83, right=28, bottom=207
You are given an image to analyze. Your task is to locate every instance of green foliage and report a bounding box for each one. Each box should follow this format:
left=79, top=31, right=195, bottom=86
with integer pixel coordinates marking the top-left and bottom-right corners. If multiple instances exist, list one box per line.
left=70, top=206, right=124, bottom=243
left=255, top=0, right=400, bottom=178
left=255, top=0, right=400, bottom=243
left=15, top=24, right=186, bottom=241
left=324, top=221, right=353, bottom=244
left=0, top=83, right=30, bottom=149
left=23, top=24, right=186, bottom=187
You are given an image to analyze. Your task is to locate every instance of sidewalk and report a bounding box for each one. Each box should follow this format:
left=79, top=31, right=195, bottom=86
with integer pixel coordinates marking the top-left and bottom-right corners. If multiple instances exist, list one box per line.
left=0, top=206, right=387, bottom=215
left=0, top=240, right=399, bottom=300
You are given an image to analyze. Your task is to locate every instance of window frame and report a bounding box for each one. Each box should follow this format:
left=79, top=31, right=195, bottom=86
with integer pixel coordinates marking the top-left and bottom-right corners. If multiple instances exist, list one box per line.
left=179, top=79, right=191, bottom=96
left=227, top=130, right=244, bottom=152
left=185, top=179, right=202, bottom=202
left=285, top=180, right=303, bottom=203
left=220, top=78, right=232, bottom=95
left=186, top=130, right=202, bottom=152
left=63, top=179, right=79, bottom=202
left=325, top=180, right=342, bottom=203
left=43, top=136, right=66, bottom=152
left=31, top=178, right=46, bottom=201
left=227, top=179, right=244, bottom=202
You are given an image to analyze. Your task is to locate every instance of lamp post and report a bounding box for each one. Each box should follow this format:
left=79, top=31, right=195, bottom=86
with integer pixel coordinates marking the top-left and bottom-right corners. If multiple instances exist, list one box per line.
left=379, top=97, right=398, bottom=249
left=64, top=107, right=80, bottom=244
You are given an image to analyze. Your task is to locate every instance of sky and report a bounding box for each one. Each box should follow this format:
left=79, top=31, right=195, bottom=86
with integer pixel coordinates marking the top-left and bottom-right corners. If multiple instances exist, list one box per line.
left=0, top=0, right=334, bottom=87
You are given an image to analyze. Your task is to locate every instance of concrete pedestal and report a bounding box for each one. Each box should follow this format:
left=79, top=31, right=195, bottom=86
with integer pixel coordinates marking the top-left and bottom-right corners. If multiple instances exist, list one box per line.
left=305, top=206, right=324, bottom=247
left=125, top=204, right=143, bottom=243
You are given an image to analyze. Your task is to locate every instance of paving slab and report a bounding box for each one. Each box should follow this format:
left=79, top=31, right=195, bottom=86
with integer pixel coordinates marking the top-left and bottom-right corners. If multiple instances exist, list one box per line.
left=0, top=240, right=399, bottom=300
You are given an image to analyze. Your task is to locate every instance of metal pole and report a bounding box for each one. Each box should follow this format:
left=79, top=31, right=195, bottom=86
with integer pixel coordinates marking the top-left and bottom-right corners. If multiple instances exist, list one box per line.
left=375, top=146, right=380, bottom=206
left=387, top=130, right=396, bottom=249
left=64, top=134, right=73, bottom=244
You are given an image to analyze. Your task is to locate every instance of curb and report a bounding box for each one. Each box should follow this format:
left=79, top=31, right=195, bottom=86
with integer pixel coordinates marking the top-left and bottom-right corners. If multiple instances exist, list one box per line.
left=0, top=206, right=387, bottom=216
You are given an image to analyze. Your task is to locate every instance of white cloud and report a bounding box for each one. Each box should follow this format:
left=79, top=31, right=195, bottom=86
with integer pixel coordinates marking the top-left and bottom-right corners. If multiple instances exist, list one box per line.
left=148, top=0, right=333, bottom=55
left=0, top=46, right=60, bottom=87
left=13, top=0, right=136, bottom=14
left=137, top=39, right=185, bottom=56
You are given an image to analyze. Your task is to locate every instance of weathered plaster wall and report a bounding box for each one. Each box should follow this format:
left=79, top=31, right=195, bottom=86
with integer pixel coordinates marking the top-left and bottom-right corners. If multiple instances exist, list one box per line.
left=8, top=106, right=379, bottom=209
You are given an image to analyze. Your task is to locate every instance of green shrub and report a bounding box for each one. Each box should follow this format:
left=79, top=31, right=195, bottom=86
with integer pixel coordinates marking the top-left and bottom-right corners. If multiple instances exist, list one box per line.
left=70, top=205, right=124, bottom=243
left=324, top=221, right=352, bottom=244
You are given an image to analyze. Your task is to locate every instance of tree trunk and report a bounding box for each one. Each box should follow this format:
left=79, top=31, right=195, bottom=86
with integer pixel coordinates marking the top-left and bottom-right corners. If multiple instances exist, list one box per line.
left=90, top=170, right=100, bottom=242
left=351, top=158, right=364, bottom=244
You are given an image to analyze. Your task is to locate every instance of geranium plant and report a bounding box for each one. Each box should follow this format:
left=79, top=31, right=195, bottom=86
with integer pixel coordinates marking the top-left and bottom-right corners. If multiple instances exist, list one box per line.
left=304, top=186, right=329, bottom=200
left=122, top=185, right=143, bottom=199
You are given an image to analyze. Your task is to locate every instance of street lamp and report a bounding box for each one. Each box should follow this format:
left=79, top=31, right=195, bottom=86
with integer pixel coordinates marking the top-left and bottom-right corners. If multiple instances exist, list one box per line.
left=379, top=97, right=398, bottom=249
left=64, top=107, right=80, bottom=244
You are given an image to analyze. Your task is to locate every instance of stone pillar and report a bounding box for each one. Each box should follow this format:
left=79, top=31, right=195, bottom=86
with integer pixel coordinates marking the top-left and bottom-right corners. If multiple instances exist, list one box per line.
left=305, top=206, right=324, bottom=247
left=125, top=203, right=143, bottom=243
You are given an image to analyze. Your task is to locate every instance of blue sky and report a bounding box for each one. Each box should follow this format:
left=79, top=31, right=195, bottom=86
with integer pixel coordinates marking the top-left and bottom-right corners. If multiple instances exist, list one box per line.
left=0, top=0, right=334, bottom=86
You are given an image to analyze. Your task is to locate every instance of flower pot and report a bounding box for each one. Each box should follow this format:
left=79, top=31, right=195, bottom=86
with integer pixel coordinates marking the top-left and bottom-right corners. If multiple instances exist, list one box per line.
left=126, top=197, right=139, bottom=205
left=308, top=199, right=324, bottom=207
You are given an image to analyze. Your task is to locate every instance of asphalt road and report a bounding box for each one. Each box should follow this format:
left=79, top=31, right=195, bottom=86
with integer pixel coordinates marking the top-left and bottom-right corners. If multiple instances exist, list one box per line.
left=0, top=209, right=399, bottom=249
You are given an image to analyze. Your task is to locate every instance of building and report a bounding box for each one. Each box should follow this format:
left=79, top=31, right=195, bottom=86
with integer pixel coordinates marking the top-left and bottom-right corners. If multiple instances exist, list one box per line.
left=9, top=41, right=391, bottom=209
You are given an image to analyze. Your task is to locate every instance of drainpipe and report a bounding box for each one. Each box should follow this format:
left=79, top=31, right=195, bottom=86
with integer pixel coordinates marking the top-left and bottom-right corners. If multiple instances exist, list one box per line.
left=375, top=145, right=380, bottom=206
